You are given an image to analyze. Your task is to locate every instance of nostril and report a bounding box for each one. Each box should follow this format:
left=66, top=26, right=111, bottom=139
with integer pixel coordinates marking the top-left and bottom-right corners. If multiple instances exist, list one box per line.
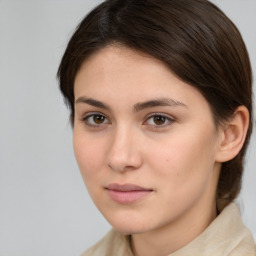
left=106, top=130, right=143, bottom=172
left=107, top=153, right=142, bottom=173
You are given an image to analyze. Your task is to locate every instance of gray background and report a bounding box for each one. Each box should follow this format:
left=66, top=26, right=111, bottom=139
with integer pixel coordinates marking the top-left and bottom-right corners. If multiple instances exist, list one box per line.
left=0, top=0, right=255, bottom=255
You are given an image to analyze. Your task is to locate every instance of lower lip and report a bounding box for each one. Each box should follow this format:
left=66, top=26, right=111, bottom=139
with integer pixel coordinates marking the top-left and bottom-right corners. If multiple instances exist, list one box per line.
left=107, top=189, right=152, bottom=204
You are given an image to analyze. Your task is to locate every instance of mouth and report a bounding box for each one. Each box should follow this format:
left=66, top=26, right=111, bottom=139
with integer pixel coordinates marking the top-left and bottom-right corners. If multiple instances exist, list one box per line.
left=105, top=183, right=154, bottom=204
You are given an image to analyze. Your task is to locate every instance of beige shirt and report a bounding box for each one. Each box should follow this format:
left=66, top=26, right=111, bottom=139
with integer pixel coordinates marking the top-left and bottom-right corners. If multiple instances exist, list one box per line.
left=81, top=203, right=256, bottom=256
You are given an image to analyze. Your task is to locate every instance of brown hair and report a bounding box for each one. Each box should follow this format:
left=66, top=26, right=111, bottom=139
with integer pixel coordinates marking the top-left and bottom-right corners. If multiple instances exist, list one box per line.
left=57, top=0, right=253, bottom=210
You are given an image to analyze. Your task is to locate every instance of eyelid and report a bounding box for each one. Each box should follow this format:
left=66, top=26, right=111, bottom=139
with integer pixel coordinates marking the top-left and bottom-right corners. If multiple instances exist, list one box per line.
left=80, top=111, right=175, bottom=129
left=145, top=112, right=176, bottom=121
left=143, top=112, right=176, bottom=128
left=81, top=111, right=111, bottom=127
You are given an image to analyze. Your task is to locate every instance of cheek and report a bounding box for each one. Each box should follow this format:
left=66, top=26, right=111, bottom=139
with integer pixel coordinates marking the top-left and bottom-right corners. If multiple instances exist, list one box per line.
left=73, top=132, right=106, bottom=182
left=145, top=128, right=217, bottom=194
left=73, top=132, right=111, bottom=208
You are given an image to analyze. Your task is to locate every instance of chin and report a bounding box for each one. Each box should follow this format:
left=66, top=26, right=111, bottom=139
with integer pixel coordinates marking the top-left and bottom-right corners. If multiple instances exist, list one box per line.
left=104, top=212, right=153, bottom=235
left=112, top=224, right=149, bottom=235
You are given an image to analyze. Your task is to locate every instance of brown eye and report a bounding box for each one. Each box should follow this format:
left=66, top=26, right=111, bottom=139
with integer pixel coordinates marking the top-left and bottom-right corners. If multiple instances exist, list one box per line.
left=93, top=115, right=105, bottom=124
left=82, top=113, right=110, bottom=127
left=144, top=113, right=175, bottom=128
left=153, top=115, right=166, bottom=125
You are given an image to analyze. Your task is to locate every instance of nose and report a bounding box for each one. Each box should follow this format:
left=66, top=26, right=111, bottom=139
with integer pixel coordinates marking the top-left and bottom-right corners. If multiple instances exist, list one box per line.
left=106, top=126, right=143, bottom=173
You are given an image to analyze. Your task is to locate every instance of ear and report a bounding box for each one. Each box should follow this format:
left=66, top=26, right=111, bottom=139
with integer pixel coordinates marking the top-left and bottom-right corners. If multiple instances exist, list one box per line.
left=215, top=106, right=249, bottom=163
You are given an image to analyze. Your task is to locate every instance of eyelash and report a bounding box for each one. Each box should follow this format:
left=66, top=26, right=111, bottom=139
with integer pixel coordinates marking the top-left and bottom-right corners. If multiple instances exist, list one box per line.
left=81, top=112, right=110, bottom=128
left=81, top=112, right=175, bottom=129
left=144, top=113, right=175, bottom=129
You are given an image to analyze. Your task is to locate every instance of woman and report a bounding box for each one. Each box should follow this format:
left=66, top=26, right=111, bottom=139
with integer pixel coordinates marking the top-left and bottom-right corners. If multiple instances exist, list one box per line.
left=57, top=0, right=255, bottom=255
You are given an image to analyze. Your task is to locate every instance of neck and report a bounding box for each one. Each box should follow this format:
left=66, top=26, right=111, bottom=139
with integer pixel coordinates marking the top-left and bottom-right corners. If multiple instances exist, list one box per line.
left=130, top=202, right=217, bottom=256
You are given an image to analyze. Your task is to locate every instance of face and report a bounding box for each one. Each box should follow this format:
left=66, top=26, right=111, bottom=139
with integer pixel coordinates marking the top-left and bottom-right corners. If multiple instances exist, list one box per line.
left=73, top=46, right=222, bottom=235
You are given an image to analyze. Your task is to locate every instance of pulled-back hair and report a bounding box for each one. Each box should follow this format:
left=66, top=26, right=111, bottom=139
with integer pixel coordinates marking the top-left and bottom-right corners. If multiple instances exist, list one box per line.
left=57, top=0, right=253, bottom=210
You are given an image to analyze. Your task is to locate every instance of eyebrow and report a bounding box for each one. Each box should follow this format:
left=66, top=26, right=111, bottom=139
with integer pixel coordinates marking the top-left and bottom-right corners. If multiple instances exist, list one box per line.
left=75, top=97, right=187, bottom=112
left=75, top=97, right=110, bottom=110
left=133, top=98, right=187, bottom=112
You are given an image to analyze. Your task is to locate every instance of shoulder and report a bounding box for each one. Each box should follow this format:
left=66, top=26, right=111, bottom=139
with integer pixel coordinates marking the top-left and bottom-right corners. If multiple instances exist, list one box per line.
left=171, top=203, right=256, bottom=256
left=219, top=203, right=256, bottom=256
left=80, top=229, right=133, bottom=256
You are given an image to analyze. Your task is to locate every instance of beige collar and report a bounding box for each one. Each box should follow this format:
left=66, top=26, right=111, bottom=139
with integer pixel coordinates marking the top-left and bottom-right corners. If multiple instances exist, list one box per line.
left=168, top=203, right=256, bottom=256
left=82, top=203, right=256, bottom=256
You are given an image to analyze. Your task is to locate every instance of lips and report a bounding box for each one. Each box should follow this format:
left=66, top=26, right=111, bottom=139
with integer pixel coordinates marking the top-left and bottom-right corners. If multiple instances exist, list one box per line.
left=105, top=183, right=153, bottom=204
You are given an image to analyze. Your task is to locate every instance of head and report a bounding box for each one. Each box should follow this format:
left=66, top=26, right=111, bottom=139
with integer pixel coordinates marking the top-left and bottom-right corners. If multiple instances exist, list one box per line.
left=57, top=0, right=252, bottom=230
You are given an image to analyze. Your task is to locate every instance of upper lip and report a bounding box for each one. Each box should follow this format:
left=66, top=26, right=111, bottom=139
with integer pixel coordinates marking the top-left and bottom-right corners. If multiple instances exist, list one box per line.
left=106, top=183, right=153, bottom=192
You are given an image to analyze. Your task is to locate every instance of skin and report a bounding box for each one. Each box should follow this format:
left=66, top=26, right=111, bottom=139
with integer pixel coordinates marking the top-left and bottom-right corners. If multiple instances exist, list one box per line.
left=73, top=45, right=225, bottom=256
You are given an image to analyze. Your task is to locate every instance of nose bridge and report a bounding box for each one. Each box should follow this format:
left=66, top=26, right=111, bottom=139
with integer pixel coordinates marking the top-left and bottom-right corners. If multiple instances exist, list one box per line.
left=107, top=123, right=141, bottom=172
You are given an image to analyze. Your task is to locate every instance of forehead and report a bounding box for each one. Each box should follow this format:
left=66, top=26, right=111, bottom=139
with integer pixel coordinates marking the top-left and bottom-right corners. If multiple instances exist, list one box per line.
left=76, top=45, right=169, bottom=80
left=74, top=45, right=211, bottom=113
left=75, top=45, right=178, bottom=93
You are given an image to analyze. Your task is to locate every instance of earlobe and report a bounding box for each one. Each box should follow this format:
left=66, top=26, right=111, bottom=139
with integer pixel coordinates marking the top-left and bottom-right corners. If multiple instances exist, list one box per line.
left=215, top=106, right=249, bottom=163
